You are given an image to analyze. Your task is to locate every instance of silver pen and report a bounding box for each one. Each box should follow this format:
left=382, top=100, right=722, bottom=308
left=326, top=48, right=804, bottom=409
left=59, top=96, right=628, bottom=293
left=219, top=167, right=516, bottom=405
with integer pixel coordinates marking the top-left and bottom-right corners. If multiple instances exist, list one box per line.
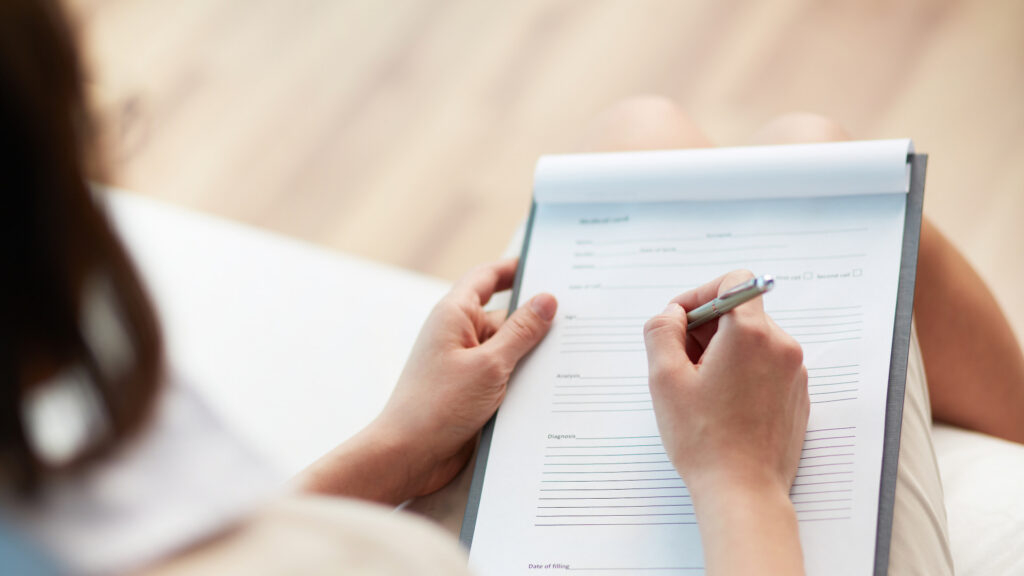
left=686, top=275, right=775, bottom=330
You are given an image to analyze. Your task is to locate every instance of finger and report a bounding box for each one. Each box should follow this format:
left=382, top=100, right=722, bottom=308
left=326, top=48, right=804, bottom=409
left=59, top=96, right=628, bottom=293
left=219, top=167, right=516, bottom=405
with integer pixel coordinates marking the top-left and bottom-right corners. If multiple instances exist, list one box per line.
left=481, top=293, right=557, bottom=365
left=672, top=269, right=766, bottom=332
left=668, top=280, right=722, bottom=354
left=669, top=272, right=730, bottom=310
left=671, top=269, right=763, bottom=315
left=451, top=258, right=519, bottom=306
left=643, top=302, right=696, bottom=388
left=667, top=270, right=762, bottom=354
left=716, top=270, right=765, bottom=325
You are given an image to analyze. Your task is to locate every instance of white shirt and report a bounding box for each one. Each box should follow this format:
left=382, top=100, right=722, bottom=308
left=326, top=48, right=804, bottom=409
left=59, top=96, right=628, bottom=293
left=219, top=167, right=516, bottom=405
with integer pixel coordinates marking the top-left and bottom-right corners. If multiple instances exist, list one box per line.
left=2, top=377, right=282, bottom=575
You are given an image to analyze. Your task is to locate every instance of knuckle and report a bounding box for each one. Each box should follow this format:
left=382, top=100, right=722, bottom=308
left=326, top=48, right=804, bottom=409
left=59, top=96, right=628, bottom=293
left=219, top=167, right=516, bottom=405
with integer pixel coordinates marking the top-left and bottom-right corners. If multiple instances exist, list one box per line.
left=466, top=263, right=489, bottom=279
left=736, top=318, right=771, bottom=346
left=481, top=267, right=499, bottom=288
left=778, top=336, right=804, bottom=367
left=435, top=295, right=464, bottom=317
left=431, top=297, right=452, bottom=317
left=505, top=315, right=539, bottom=343
left=758, top=326, right=803, bottom=369
left=643, top=315, right=675, bottom=340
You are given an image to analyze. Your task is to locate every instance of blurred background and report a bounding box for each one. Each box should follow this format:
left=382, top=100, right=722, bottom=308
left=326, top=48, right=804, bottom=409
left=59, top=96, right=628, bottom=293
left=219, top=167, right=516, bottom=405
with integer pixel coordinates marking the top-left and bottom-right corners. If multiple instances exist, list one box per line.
left=67, top=0, right=1024, bottom=337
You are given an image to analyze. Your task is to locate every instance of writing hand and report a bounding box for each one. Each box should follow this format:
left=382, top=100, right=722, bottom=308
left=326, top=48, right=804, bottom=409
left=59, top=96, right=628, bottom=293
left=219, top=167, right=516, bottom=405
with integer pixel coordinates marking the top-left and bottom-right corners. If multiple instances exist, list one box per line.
left=644, top=269, right=808, bottom=575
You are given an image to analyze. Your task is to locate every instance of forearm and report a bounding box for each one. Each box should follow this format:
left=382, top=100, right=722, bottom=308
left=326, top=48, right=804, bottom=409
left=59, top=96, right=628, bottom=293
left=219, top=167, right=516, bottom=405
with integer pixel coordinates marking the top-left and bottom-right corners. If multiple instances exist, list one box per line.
left=690, top=476, right=804, bottom=576
left=293, top=420, right=416, bottom=505
left=915, top=218, right=1024, bottom=441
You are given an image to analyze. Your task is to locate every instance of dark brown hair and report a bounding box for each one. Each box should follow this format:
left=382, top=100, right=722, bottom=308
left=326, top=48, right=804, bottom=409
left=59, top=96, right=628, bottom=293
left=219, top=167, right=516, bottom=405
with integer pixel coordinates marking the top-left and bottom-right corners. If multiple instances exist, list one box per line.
left=0, top=0, right=162, bottom=489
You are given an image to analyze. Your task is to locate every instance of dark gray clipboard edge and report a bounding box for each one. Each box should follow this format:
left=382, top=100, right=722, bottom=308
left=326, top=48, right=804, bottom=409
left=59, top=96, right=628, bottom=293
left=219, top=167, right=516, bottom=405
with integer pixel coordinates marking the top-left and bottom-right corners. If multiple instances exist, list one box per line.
left=460, top=158, right=927, bottom=565
left=873, top=153, right=927, bottom=575
left=460, top=201, right=538, bottom=549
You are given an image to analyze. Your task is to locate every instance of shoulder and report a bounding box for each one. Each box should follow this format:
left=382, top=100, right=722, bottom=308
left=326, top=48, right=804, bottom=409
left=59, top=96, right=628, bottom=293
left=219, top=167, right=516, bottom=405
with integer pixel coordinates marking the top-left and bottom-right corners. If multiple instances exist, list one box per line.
left=141, top=495, right=471, bottom=576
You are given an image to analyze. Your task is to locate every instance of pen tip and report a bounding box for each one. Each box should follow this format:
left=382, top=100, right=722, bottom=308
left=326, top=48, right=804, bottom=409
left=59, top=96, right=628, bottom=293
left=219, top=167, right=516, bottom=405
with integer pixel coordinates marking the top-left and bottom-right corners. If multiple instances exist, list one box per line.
left=761, top=274, right=775, bottom=291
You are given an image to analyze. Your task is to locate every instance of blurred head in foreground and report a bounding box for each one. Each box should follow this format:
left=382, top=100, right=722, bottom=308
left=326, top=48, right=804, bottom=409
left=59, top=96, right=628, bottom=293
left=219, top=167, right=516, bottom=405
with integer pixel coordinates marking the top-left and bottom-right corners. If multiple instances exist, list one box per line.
left=0, top=0, right=161, bottom=491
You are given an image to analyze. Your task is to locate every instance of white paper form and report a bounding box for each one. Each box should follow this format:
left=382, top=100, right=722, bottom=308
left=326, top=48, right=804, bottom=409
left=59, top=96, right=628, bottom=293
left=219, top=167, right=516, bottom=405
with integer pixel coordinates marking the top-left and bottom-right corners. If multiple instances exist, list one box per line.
left=468, top=141, right=912, bottom=576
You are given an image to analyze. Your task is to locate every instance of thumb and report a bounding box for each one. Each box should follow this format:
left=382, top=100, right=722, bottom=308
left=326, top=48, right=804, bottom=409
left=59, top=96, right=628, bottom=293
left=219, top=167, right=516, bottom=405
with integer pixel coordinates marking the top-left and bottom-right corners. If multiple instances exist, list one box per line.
left=644, top=302, right=694, bottom=383
left=483, top=293, right=557, bottom=365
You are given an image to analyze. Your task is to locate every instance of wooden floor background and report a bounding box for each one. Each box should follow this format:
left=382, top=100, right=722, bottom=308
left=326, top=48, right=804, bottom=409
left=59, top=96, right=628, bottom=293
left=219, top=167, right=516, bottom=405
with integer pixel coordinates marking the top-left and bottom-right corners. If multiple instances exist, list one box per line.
left=68, top=0, right=1024, bottom=338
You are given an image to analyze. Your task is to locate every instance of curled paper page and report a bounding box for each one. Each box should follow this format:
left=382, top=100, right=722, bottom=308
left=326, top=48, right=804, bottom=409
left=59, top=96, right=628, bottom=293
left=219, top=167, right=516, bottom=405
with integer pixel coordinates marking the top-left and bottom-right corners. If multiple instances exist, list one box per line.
left=534, top=139, right=913, bottom=203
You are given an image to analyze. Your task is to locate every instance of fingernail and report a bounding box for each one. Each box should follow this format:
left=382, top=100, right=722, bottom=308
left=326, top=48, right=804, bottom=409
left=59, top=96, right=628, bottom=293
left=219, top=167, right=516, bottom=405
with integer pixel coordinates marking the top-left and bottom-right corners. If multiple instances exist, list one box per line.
left=530, top=293, right=557, bottom=321
left=663, top=302, right=682, bottom=315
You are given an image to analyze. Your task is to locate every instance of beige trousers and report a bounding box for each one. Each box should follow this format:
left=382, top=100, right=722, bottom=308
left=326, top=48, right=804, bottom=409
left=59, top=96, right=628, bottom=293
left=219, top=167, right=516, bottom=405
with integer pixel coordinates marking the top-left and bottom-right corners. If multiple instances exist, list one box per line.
left=887, top=323, right=955, bottom=574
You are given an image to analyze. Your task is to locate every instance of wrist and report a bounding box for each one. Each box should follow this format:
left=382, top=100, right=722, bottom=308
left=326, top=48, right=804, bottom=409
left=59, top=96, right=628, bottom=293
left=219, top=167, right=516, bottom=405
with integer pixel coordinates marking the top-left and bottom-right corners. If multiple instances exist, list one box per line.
left=363, top=414, right=433, bottom=500
left=685, top=465, right=792, bottom=510
left=296, top=419, right=423, bottom=504
left=688, top=471, right=803, bottom=576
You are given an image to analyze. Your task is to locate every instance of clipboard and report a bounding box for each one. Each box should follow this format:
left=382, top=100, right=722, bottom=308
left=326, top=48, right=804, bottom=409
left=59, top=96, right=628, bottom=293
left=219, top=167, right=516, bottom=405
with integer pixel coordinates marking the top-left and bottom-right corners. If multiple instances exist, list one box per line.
left=461, top=151, right=927, bottom=576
